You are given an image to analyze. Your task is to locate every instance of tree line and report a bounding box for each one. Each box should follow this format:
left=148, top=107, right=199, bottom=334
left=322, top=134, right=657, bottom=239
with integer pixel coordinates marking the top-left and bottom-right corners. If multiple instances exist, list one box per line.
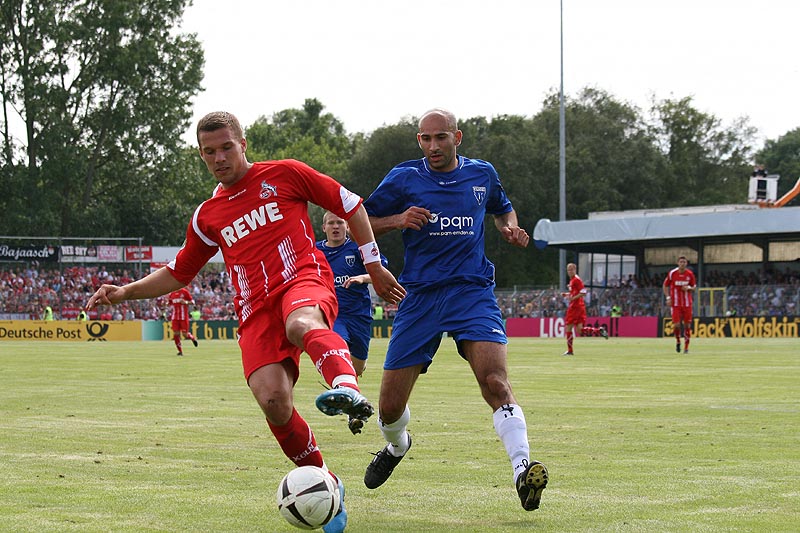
left=2, top=1, right=799, bottom=286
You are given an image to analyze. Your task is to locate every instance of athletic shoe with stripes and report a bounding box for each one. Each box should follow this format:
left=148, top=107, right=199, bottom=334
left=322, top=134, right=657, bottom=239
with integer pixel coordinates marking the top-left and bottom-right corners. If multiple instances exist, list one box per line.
left=315, top=386, right=374, bottom=423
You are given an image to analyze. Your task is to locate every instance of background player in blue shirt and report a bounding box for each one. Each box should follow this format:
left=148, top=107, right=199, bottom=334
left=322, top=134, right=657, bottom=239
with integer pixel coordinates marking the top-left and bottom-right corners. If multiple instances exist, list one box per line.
left=361, top=109, right=548, bottom=511
left=317, top=211, right=388, bottom=433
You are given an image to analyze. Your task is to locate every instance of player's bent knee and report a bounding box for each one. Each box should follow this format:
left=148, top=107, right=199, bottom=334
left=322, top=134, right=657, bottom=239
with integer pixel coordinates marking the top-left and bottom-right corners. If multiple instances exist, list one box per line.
left=259, top=397, right=294, bottom=425
left=378, top=402, right=406, bottom=424
left=480, top=373, right=513, bottom=401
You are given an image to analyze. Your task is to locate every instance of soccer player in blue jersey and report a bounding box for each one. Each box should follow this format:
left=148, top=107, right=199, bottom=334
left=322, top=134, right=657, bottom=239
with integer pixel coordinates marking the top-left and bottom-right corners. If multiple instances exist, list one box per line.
left=361, top=108, right=549, bottom=511
left=317, top=211, right=389, bottom=434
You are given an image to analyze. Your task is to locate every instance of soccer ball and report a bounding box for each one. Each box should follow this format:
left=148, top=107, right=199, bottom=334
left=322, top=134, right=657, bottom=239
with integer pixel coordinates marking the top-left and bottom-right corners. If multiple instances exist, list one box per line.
left=276, top=465, right=340, bottom=530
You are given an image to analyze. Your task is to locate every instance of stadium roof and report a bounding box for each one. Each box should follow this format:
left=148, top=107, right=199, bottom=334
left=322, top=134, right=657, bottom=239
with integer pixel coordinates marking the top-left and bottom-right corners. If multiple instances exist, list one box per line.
left=532, top=204, right=800, bottom=257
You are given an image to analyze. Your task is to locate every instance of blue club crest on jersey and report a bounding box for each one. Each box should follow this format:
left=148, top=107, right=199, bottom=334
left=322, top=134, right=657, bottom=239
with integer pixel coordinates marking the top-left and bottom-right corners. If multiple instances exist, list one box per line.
left=473, top=186, right=486, bottom=205
left=345, top=255, right=356, bottom=267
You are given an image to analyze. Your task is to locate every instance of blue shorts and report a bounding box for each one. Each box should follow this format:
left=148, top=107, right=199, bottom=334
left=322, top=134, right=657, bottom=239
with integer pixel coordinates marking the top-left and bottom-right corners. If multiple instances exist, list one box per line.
left=384, top=283, right=507, bottom=372
left=333, top=314, right=372, bottom=361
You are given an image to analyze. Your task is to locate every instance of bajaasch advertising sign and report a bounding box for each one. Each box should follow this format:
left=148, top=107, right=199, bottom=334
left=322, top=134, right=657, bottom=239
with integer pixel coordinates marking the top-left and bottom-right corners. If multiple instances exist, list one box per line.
left=0, top=244, right=59, bottom=262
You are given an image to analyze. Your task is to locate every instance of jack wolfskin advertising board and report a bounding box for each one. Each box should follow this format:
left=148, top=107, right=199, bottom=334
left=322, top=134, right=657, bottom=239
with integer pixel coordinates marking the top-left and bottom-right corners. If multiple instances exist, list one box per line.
left=661, top=316, right=800, bottom=338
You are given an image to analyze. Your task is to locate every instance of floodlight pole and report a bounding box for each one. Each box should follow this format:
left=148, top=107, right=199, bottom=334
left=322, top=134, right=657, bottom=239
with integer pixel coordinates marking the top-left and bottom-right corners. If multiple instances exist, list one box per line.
left=559, top=0, right=567, bottom=290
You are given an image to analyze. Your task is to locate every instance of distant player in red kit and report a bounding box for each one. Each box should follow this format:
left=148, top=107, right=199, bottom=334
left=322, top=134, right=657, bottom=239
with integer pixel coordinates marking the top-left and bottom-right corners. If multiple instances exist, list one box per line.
left=168, top=287, right=198, bottom=356
left=85, top=111, right=405, bottom=533
left=561, top=263, right=607, bottom=355
left=663, top=255, right=696, bottom=354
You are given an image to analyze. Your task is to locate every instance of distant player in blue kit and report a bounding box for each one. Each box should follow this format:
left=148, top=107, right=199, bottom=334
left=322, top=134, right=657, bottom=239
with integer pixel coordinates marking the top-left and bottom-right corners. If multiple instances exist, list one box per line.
left=317, top=211, right=388, bottom=434
left=361, top=109, right=549, bottom=511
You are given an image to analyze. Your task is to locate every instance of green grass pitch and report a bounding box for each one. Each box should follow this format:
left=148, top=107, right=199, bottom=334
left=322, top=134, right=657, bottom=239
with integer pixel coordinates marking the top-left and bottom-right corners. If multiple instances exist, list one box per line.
left=1, top=337, right=797, bottom=532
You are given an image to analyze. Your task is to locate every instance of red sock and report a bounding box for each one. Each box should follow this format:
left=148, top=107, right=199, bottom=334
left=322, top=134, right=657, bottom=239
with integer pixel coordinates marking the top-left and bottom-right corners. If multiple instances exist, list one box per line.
left=267, top=408, right=324, bottom=468
left=566, top=331, right=574, bottom=352
left=302, top=329, right=359, bottom=390
left=684, top=327, right=691, bottom=350
left=173, top=334, right=182, bottom=351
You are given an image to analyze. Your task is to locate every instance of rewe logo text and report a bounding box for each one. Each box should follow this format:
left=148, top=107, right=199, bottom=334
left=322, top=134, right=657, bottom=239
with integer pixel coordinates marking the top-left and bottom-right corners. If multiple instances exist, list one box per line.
left=220, top=202, right=283, bottom=247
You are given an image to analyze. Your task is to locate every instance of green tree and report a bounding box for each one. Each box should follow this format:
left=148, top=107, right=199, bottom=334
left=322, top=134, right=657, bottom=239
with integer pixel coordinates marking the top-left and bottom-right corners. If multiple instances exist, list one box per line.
left=348, top=120, right=419, bottom=195
left=559, top=88, right=668, bottom=216
left=94, top=146, right=214, bottom=244
left=459, top=114, right=560, bottom=286
left=0, top=0, right=203, bottom=238
left=345, top=120, right=419, bottom=275
left=648, top=96, right=755, bottom=206
left=244, top=99, right=361, bottom=233
left=757, top=128, right=800, bottom=204
left=245, top=98, right=354, bottom=181
left=473, top=89, right=668, bottom=286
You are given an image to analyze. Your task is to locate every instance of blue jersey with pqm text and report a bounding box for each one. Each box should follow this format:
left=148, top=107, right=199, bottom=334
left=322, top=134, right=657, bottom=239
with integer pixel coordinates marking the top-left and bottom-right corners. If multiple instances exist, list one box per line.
left=364, top=155, right=512, bottom=291
left=315, top=237, right=388, bottom=319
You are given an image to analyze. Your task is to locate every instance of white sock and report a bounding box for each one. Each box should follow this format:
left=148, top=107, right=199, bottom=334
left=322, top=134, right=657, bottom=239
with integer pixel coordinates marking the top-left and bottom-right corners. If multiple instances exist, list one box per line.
left=380, top=405, right=411, bottom=457
left=493, top=404, right=530, bottom=482
left=331, top=375, right=358, bottom=389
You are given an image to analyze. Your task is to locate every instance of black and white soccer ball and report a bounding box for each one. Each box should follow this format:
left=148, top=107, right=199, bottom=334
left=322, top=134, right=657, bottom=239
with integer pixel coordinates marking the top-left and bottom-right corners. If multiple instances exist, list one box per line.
left=276, top=465, right=340, bottom=530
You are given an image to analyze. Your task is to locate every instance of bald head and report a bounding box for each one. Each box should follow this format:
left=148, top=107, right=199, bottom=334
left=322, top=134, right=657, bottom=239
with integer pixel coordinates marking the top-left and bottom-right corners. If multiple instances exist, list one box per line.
left=416, top=108, right=462, bottom=172
left=418, top=108, right=458, bottom=132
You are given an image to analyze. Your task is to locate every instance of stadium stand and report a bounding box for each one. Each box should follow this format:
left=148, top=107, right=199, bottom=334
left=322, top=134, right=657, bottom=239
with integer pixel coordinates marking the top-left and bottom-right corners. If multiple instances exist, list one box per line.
left=495, top=264, right=799, bottom=319
left=3, top=264, right=798, bottom=320
left=0, top=266, right=236, bottom=321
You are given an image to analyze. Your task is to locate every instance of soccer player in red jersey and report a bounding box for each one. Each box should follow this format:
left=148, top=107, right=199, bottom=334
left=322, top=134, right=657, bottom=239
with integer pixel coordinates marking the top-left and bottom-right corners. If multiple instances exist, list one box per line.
left=86, top=111, right=405, bottom=533
left=167, top=287, right=198, bottom=356
left=561, top=263, right=607, bottom=355
left=663, top=255, right=696, bottom=354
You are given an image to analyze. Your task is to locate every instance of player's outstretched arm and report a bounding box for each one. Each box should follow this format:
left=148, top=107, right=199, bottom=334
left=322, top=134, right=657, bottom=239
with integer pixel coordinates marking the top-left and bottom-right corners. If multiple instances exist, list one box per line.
left=86, top=267, right=185, bottom=310
left=368, top=206, right=431, bottom=238
left=347, top=205, right=406, bottom=304
left=494, top=209, right=530, bottom=248
left=363, top=262, right=405, bottom=304
left=343, top=274, right=371, bottom=288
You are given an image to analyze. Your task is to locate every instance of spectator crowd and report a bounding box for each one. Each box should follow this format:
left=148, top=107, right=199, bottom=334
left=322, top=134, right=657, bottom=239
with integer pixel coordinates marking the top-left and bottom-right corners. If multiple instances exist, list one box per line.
left=0, top=265, right=237, bottom=321
left=2, top=264, right=799, bottom=321
left=496, top=266, right=800, bottom=319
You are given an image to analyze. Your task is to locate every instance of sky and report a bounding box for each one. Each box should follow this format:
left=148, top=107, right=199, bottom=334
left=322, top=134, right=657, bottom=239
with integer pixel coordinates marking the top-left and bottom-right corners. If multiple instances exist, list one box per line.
left=180, top=0, right=799, bottom=148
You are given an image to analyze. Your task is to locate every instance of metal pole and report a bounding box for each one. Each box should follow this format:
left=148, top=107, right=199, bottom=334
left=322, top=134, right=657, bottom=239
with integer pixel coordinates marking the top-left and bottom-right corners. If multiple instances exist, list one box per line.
left=559, top=0, right=567, bottom=290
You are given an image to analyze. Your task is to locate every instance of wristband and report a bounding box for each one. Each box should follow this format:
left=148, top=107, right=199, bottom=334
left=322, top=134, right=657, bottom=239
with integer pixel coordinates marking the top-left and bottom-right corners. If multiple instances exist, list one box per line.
left=359, top=241, right=381, bottom=264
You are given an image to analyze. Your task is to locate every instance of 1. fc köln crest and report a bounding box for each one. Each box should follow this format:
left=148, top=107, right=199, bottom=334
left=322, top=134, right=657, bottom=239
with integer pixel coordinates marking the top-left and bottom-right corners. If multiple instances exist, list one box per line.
left=260, top=181, right=278, bottom=199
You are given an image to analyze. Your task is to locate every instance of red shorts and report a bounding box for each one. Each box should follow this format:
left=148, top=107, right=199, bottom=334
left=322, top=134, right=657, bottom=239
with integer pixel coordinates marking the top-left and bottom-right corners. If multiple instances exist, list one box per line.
left=237, top=278, right=338, bottom=382
left=671, top=306, right=693, bottom=325
left=565, top=305, right=586, bottom=326
left=171, top=319, right=189, bottom=333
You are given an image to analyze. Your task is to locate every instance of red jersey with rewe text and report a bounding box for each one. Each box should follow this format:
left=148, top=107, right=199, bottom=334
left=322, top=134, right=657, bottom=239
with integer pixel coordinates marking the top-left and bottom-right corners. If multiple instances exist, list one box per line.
left=663, top=267, right=696, bottom=308
left=168, top=287, right=193, bottom=322
left=167, top=159, right=363, bottom=325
